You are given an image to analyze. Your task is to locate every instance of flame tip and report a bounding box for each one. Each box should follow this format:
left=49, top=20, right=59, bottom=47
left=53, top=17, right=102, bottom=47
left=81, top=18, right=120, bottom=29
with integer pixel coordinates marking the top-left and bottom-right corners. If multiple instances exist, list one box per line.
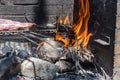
left=55, top=0, right=92, bottom=50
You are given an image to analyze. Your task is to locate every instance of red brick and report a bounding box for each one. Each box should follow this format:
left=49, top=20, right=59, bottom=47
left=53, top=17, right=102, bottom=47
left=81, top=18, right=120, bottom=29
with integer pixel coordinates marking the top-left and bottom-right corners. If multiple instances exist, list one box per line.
left=114, top=56, right=120, bottom=67
left=115, top=29, right=120, bottom=41
left=117, top=3, right=120, bottom=16
left=116, top=17, right=120, bottom=28
left=114, top=44, right=120, bottom=54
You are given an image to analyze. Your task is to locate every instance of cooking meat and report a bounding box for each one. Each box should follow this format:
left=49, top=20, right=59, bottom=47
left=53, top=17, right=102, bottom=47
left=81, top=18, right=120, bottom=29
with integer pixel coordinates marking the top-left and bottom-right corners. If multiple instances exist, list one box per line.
left=0, top=19, right=36, bottom=31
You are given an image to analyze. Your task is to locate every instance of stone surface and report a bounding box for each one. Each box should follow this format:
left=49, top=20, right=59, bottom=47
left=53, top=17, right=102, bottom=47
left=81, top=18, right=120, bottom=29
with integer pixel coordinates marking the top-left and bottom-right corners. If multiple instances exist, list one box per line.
left=2, top=0, right=39, bottom=5
left=55, top=61, right=73, bottom=72
left=0, top=15, right=33, bottom=22
left=21, top=57, right=59, bottom=80
left=24, top=5, right=62, bottom=15
left=113, top=68, right=120, bottom=80
left=0, top=0, right=74, bottom=24
left=1, top=0, right=38, bottom=5
left=38, top=38, right=64, bottom=59
left=0, top=6, right=24, bottom=15
left=63, top=5, right=74, bottom=14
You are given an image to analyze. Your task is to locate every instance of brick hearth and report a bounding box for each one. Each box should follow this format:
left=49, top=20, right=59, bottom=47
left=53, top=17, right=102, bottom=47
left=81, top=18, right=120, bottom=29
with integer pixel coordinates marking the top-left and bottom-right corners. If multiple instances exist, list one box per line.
left=0, top=0, right=120, bottom=80
left=114, top=0, right=120, bottom=79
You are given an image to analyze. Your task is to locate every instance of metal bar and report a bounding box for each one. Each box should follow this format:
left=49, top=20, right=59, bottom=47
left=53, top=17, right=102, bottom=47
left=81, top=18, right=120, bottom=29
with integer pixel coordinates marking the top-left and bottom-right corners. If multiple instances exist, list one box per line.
left=22, top=32, right=63, bottom=51
left=21, top=32, right=47, bottom=41
left=20, top=34, right=38, bottom=46
left=23, top=32, right=41, bottom=40
left=30, top=32, right=50, bottom=38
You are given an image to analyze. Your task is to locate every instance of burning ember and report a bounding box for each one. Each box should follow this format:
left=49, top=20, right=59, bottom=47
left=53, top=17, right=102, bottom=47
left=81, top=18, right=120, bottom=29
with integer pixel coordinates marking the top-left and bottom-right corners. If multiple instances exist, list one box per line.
left=54, top=0, right=92, bottom=50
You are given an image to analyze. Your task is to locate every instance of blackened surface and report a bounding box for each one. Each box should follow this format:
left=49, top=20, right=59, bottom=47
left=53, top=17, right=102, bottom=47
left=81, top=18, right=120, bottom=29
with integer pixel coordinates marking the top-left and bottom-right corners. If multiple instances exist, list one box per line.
left=73, top=0, right=80, bottom=25
left=89, top=0, right=117, bottom=77
left=34, top=0, right=47, bottom=25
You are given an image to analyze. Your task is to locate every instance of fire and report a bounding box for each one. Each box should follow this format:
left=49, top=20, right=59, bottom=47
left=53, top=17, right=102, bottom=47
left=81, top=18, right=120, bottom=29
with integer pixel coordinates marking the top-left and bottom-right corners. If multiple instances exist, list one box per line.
left=58, top=15, right=63, bottom=25
left=55, top=33, right=70, bottom=48
left=54, top=15, right=70, bottom=48
left=57, top=14, right=70, bottom=25
left=55, top=0, right=92, bottom=50
left=64, top=14, right=70, bottom=25
left=72, top=0, right=92, bottom=49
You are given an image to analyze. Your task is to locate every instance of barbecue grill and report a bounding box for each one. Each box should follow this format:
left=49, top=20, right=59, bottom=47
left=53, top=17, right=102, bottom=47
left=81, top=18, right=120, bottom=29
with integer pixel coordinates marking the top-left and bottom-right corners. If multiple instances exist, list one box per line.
left=0, top=26, right=56, bottom=55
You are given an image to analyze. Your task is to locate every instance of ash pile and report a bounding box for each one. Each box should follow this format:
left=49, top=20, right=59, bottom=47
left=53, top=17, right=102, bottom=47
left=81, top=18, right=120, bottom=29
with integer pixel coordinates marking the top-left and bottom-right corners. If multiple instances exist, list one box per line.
left=0, top=19, right=111, bottom=80
left=0, top=38, right=110, bottom=80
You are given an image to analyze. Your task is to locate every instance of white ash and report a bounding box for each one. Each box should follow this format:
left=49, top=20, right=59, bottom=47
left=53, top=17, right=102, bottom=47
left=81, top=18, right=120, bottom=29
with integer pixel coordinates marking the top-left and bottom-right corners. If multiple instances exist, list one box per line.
left=38, top=38, right=64, bottom=59
left=55, top=61, right=74, bottom=72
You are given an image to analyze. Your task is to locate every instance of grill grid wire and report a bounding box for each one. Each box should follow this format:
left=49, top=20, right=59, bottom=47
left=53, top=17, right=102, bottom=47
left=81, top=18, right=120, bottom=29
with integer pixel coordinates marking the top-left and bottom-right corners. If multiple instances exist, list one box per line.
left=0, top=29, right=55, bottom=55
left=0, top=30, right=32, bottom=55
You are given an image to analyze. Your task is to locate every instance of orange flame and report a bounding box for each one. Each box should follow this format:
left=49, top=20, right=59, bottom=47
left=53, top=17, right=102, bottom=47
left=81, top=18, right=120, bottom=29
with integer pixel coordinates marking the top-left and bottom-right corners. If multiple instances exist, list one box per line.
left=54, top=0, right=92, bottom=50
left=72, top=0, right=92, bottom=49
left=58, top=16, right=63, bottom=25
left=64, top=14, right=70, bottom=25
left=54, top=15, right=70, bottom=48
left=55, top=33, right=70, bottom=48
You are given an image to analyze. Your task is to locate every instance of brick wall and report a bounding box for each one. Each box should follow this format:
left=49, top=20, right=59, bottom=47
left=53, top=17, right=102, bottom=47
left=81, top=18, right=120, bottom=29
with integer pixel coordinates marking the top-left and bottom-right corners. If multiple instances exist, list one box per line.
left=114, top=0, right=120, bottom=79
left=0, top=0, right=74, bottom=25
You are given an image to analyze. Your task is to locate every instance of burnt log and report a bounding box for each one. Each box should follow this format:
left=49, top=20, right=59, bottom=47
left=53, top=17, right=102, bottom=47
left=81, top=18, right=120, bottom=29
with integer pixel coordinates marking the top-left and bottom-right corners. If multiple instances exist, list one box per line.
left=0, top=56, right=21, bottom=79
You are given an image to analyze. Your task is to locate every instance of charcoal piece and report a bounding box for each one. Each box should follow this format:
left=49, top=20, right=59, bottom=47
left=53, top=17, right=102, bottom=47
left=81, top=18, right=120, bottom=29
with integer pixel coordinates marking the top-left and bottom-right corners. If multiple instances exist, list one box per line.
left=31, top=47, right=38, bottom=58
left=18, top=50, right=29, bottom=59
left=0, top=56, right=20, bottom=79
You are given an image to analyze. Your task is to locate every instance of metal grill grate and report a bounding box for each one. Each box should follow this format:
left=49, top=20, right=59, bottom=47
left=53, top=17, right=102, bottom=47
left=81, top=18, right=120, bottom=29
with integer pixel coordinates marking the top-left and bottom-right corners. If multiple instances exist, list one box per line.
left=0, top=29, right=56, bottom=55
left=0, top=30, right=32, bottom=55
